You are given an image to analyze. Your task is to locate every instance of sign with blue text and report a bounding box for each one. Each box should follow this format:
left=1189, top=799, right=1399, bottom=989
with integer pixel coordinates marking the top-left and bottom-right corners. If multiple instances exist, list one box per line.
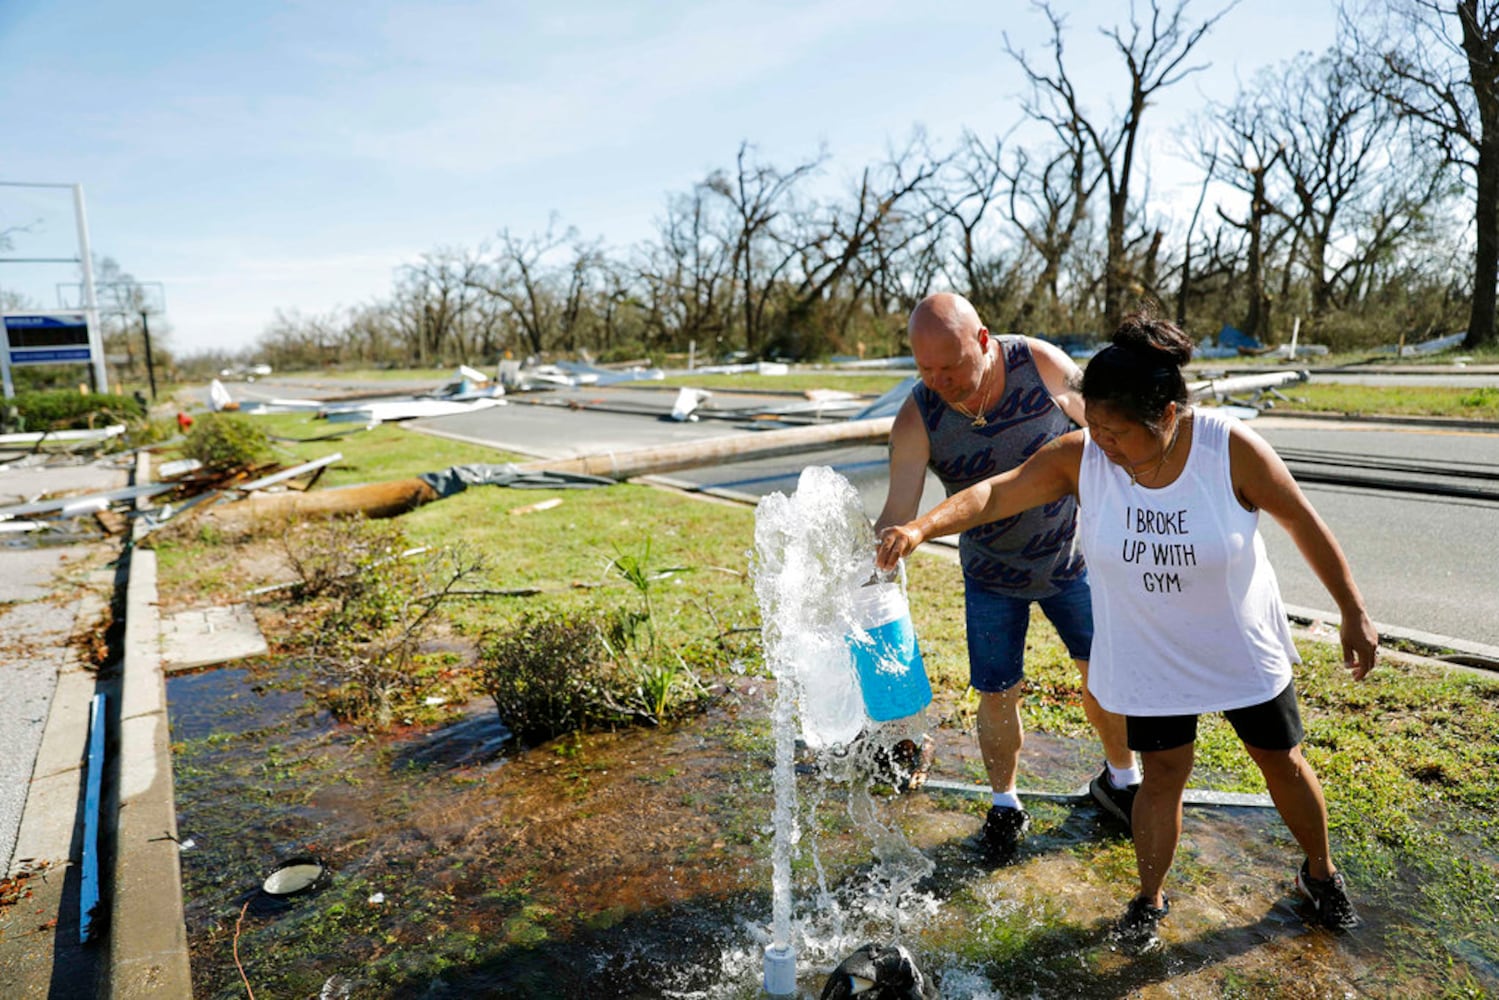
left=4, top=313, right=93, bottom=365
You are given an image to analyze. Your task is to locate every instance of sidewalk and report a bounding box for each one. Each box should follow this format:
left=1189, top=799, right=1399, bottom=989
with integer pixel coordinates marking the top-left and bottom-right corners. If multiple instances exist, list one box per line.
left=0, top=456, right=191, bottom=998
left=0, top=456, right=123, bottom=996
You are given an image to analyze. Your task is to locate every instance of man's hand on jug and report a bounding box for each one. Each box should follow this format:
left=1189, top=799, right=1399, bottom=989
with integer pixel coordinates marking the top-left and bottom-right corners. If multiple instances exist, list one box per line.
left=875, top=523, right=923, bottom=573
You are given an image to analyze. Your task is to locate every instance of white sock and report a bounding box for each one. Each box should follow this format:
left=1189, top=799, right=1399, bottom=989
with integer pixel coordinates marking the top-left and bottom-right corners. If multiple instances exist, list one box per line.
left=1108, top=762, right=1142, bottom=788
left=991, top=790, right=1022, bottom=811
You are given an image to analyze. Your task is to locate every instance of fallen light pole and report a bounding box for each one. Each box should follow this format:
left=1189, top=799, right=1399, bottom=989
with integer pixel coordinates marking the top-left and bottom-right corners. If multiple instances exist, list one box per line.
left=189, top=417, right=898, bottom=533
left=515, top=416, right=896, bottom=480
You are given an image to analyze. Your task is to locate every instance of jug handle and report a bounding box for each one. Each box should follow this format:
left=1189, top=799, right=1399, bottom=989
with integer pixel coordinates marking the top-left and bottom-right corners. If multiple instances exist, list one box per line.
left=871, top=557, right=909, bottom=596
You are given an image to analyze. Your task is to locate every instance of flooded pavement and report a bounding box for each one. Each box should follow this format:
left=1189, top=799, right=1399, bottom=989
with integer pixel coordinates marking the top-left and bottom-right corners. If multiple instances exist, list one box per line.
left=166, top=657, right=1494, bottom=999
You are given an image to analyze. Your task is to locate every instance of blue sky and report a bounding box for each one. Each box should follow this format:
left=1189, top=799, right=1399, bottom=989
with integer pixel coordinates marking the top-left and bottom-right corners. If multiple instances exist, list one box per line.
left=0, top=0, right=1340, bottom=357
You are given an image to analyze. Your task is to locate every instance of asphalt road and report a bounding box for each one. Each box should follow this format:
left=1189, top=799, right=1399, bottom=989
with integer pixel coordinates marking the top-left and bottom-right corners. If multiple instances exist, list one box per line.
left=412, top=392, right=1499, bottom=654
left=223, top=373, right=1499, bottom=651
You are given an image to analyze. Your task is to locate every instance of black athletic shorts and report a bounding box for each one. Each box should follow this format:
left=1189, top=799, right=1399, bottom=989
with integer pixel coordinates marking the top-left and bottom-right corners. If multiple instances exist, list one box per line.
left=1126, top=679, right=1304, bottom=753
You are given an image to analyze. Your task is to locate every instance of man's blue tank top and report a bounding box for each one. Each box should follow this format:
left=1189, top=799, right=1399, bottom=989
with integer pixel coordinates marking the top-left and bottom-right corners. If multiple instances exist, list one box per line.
left=912, top=335, right=1085, bottom=598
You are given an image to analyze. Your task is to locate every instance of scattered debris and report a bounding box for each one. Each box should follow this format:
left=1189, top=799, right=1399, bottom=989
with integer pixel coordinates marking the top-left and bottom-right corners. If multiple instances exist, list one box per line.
left=0, top=860, right=53, bottom=908
left=670, top=387, right=712, bottom=422
left=161, top=604, right=270, bottom=672
left=1389, top=330, right=1467, bottom=357
left=237, top=453, right=341, bottom=493
left=0, top=425, right=126, bottom=449
left=509, top=497, right=564, bottom=516
left=1188, top=370, right=1308, bottom=410
left=208, top=379, right=237, bottom=412
left=157, top=457, right=203, bottom=480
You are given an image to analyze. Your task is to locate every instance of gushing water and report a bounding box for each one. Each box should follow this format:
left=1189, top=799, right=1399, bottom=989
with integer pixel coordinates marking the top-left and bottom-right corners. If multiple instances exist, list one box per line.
left=751, top=466, right=936, bottom=991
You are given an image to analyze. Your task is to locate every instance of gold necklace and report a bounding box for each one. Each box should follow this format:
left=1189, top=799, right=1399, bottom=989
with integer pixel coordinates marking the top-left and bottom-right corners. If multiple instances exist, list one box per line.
left=1128, top=410, right=1189, bottom=486
left=952, top=346, right=995, bottom=428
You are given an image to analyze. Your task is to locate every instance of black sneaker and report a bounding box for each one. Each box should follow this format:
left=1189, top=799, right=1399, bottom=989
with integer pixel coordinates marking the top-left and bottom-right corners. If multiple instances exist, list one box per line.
left=978, top=805, right=1029, bottom=864
left=1088, top=766, right=1137, bottom=833
left=1113, top=895, right=1170, bottom=955
left=1297, top=860, right=1361, bottom=931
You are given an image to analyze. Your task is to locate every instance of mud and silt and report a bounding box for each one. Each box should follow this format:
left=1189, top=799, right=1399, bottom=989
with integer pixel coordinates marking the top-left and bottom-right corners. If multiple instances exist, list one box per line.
left=166, top=658, right=1459, bottom=1000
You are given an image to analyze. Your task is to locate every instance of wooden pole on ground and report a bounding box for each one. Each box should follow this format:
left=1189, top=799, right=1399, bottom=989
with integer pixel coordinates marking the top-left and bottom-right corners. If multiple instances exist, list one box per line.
left=189, top=417, right=896, bottom=532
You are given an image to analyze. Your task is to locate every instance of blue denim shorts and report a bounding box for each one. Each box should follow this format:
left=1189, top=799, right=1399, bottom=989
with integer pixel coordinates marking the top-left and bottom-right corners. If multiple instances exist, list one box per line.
left=963, top=574, right=1094, bottom=693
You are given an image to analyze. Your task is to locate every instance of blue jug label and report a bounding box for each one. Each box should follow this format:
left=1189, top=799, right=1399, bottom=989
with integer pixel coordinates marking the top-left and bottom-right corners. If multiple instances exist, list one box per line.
left=847, top=614, right=932, bottom=722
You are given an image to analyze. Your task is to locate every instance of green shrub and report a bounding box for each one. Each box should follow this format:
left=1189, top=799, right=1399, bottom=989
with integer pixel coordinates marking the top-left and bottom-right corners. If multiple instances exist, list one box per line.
left=183, top=412, right=271, bottom=471
left=479, top=611, right=614, bottom=746
left=11, top=390, right=145, bottom=430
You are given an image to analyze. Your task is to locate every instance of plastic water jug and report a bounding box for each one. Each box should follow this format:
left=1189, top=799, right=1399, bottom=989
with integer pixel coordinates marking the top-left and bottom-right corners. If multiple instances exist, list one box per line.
left=845, top=566, right=931, bottom=723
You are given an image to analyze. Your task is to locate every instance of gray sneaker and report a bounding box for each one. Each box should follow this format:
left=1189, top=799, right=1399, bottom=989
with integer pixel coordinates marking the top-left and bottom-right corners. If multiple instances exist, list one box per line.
left=1297, top=860, right=1361, bottom=931
left=1088, top=765, right=1137, bottom=833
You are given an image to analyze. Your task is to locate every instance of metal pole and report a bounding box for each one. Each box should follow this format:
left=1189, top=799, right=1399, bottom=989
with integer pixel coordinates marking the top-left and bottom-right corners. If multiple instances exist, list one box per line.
left=72, top=184, right=108, bottom=393
left=140, top=311, right=158, bottom=399
left=0, top=330, right=12, bottom=399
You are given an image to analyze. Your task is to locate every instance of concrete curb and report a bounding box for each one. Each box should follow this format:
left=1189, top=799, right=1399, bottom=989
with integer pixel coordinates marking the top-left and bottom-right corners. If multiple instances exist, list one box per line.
left=1259, top=408, right=1499, bottom=433
left=107, top=454, right=192, bottom=998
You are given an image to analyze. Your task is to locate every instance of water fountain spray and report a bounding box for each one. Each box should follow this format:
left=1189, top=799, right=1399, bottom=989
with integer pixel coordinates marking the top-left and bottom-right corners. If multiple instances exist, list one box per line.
left=752, top=466, right=935, bottom=995
left=753, top=467, right=873, bottom=994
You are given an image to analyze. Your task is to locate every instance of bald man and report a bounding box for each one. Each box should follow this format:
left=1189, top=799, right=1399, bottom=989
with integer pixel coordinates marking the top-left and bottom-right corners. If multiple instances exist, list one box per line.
left=875, top=292, right=1138, bottom=863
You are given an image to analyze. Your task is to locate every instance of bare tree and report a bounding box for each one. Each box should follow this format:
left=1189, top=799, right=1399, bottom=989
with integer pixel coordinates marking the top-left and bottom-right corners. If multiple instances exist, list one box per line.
left=467, top=221, right=601, bottom=358
left=1269, top=49, right=1451, bottom=328
left=637, top=186, right=733, bottom=353
left=704, top=142, right=827, bottom=355
left=1346, top=0, right=1499, bottom=347
left=1007, top=0, right=1240, bottom=332
left=1001, top=124, right=1103, bottom=331
left=777, top=137, right=947, bottom=356
left=1199, top=83, right=1290, bottom=340
left=924, top=132, right=1017, bottom=325
left=1173, top=141, right=1219, bottom=326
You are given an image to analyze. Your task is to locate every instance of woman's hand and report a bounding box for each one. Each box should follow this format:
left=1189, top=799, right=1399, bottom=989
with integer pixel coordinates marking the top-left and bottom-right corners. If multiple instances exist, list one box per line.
left=876, top=523, right=923, bottom=572
left=1341, top=610, right=1379, bottom=681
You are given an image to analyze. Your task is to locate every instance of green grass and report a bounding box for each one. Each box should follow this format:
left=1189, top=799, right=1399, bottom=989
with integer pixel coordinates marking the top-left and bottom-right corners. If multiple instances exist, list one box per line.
left=227, top=412, right=528, bottom=487
left=1276, top=382, right=1499, bottom=421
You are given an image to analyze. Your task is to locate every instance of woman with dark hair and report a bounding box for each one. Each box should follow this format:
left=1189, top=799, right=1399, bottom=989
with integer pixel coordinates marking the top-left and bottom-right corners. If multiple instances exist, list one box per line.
left=875, top=310, right=1378, bottom=954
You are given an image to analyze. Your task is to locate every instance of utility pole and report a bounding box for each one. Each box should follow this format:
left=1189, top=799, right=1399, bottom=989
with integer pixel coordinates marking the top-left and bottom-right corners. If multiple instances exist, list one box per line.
left=140, top=310, right=158, bottom=399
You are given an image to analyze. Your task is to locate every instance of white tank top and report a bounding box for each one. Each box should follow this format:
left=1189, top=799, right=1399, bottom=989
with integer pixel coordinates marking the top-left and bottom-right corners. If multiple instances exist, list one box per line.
left=1078, top=408, right=1298, bottom=716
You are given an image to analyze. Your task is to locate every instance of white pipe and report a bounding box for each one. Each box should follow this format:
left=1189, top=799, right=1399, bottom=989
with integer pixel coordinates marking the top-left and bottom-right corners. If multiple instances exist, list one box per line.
left=763, top=941, right=797, bottom=996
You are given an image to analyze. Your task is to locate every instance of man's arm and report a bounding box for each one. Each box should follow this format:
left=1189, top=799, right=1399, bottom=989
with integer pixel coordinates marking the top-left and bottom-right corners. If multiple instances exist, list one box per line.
left=876, top=433, right=1084, bottom=571
left=874, top=396, right=930, bottom=532
left=1027, top=337, right=1086, bottom=426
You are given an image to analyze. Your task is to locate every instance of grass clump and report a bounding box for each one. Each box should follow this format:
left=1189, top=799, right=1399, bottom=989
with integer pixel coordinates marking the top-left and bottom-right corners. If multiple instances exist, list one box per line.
left=1280, top=382, right=1499, bottom=421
